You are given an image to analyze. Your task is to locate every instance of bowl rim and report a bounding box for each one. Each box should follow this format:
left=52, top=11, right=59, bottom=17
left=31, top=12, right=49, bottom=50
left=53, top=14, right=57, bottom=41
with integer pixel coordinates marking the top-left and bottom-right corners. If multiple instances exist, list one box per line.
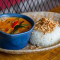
left=0, top=13, right=35, bottom=36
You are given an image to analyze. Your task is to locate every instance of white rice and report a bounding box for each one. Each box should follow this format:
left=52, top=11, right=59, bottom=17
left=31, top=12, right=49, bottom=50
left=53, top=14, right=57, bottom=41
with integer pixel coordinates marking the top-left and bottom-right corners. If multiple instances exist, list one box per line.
left=30, top=25, right=60, bottom=47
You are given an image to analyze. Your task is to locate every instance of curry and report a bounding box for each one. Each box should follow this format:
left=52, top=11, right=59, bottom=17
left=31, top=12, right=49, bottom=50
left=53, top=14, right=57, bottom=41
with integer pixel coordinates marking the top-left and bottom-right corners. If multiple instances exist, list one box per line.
left=0, top=17, right=32, bottom=34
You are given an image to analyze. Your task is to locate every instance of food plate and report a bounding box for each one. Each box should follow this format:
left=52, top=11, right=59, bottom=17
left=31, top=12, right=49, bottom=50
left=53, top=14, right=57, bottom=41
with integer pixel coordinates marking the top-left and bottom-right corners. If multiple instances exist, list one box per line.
left=0, top=12, right=60, bottom=54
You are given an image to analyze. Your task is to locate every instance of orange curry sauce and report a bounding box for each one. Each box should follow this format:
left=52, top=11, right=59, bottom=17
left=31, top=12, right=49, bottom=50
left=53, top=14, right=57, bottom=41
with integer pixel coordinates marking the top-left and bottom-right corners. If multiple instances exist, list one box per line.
left=0, top=17, right=32, bottom=34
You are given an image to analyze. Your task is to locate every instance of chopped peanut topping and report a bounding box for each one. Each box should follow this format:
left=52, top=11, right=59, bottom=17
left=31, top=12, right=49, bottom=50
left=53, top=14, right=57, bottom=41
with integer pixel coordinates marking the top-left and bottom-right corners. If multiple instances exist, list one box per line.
left=34, top=18, right=56, bottom=34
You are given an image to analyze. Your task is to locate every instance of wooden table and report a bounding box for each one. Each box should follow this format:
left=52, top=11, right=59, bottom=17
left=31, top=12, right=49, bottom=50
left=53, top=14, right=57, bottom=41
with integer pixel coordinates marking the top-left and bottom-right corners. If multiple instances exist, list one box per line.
left=50, top=5, right=60, bottom=13
left=0, top=6, right=60, bottom=60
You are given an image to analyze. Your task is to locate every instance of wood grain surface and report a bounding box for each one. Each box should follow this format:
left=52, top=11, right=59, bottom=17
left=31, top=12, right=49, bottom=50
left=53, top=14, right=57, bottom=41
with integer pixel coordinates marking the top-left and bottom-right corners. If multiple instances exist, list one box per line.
left=0, top=6, right=60, bottom=60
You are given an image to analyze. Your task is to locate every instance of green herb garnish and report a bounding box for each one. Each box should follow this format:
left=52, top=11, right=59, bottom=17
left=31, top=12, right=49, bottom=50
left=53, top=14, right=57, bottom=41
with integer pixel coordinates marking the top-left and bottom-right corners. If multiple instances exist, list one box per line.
left=11, top=21, right=29, bottom=34
left=23, top=24, right=29, bottom=26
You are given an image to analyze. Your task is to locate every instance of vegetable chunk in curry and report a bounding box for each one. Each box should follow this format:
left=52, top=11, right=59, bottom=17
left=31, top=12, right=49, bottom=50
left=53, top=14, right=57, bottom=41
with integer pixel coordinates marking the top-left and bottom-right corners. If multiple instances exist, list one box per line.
left=0, top=17, right=32, bottom=34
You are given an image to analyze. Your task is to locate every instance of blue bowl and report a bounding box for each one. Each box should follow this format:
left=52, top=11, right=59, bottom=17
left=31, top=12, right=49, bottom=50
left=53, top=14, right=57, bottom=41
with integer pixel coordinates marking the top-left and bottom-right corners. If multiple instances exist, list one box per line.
left=0, top=13, right=35, bottom=50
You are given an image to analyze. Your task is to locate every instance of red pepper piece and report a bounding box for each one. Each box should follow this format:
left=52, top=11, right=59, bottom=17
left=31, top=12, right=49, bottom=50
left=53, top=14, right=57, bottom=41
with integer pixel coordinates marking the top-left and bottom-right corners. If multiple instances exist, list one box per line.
left=5, top=28, right=8, bottom=31
left=12, top=21, right=18, bottom=28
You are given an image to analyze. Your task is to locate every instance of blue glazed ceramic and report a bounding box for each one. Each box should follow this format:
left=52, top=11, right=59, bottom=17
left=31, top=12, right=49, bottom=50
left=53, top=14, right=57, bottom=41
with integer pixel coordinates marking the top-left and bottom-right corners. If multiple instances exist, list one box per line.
left=0, top=13, right=35, bottom=50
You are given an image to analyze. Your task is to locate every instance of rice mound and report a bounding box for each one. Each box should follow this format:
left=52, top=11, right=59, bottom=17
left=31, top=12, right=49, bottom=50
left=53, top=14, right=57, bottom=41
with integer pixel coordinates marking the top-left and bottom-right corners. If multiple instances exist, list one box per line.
left=30, top=18, right=60, bottom=47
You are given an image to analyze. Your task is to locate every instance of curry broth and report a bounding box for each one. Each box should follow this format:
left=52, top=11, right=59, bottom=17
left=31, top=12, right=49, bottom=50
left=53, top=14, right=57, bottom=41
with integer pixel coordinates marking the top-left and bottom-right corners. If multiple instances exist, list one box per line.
left=0, top=17, right=32, bottom=34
